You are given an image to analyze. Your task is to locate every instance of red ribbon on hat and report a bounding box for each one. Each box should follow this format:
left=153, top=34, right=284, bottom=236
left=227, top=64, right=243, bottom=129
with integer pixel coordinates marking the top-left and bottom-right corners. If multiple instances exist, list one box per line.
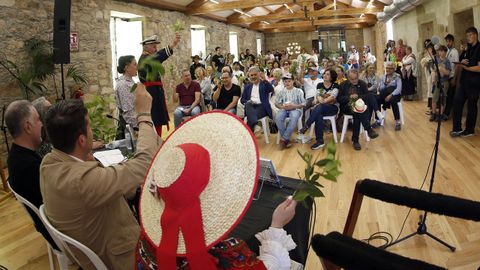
left=156, top=143, right=216, bottom=270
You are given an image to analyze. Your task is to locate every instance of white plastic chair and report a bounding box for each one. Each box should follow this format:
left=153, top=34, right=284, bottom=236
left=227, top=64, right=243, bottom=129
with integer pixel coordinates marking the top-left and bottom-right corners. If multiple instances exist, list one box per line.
left=340, top=114, right=370, bottom=143
left=8, top=181, right=70, bottom=270
left=276, top=112, right=303, bottom=144
left=39, top=205, right=108, bottom=270
left=244, top=116, right=270, bottom=144
left=381, top=101, right=405, bottom=126
left=309, top=115, right=338, bottom=143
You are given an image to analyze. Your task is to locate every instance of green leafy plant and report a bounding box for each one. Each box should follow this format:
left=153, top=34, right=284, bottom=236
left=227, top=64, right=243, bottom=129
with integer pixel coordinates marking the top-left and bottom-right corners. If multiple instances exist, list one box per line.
left=84, top=93, right=117, bottom=142
left=293, top=141, right=341, bottom=204
left=172, top=19, right=185, bottom=32
left=168, top=63, right=175, bottom=79
left=131, top=56, right=166, bottom=93
left=289, top=61, right=299, bottom=75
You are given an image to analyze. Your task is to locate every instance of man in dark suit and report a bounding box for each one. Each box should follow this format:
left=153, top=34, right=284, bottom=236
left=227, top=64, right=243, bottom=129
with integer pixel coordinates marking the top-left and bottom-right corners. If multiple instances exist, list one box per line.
left=241, top=66, right=274, bottom=131
left=6, top=100, right=58, bottom=250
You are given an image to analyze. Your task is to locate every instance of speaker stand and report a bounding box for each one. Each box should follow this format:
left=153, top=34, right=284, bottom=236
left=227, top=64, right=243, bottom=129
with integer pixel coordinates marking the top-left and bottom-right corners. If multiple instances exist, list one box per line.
left=60, top=63, right=66, bottom=100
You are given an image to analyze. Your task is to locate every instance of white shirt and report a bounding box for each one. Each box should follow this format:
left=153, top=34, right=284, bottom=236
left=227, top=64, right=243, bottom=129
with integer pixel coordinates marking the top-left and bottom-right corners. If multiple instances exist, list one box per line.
left=303, top=77, right=322, bottom=99
left=447, top=47, right=459, bottom=78
left=232, top=70, right=244, bottom=85
left=250, top=83, right=261, bottom=104
left=256, top=227, right=297, bottom=270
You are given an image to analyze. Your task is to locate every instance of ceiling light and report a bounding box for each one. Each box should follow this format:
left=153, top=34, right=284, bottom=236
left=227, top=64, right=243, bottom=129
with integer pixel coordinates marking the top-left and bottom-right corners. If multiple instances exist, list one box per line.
left=209, top=0, right=219, bottom=4
left=262, top=21, right=270, bottom=25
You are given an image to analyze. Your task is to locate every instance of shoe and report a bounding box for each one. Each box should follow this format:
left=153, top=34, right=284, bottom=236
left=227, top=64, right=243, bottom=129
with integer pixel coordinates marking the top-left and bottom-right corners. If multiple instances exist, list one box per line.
left=367, top=129, right=379, bottom=139
left=376, top=111, right=384, bottom=121
left=279, top=139, right=287, bottom=150
left=460, top=130, right=475, bottom=137
left=429, top=114, right=436, bottom=122
left=285, top=139, right=292, bottom=148
left=395, top=123, right=402, bottom=131
left=450, top=130, right=462, bottom=137
left=299, top=126, right=309, bottom=134
left=353, top=141, right=361, bottom=151
left=441, top=114, right=448, bottom=121
left=311, top=142, right=325, bottom=150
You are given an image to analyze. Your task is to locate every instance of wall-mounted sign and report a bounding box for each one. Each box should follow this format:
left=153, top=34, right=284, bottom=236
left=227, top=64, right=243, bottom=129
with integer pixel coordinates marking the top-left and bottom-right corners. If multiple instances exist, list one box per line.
left=70, top=32, right=79, bottom=52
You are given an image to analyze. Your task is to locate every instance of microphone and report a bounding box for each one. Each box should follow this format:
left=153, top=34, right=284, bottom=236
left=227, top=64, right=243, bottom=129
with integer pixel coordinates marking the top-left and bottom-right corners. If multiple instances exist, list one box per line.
left=425, top=36, right=440, bottom=48
left=106, top=114, right=136, bottom=152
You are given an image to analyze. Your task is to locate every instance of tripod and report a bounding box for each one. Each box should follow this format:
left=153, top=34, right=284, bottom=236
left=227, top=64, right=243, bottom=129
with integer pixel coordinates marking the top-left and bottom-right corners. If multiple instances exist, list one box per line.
left=383, top=48, right=456, bottom=252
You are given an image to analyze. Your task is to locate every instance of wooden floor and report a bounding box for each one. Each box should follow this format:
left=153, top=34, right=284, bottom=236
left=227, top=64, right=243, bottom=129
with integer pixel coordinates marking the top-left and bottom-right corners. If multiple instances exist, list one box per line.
left=1, top=101, right=479, bottom=269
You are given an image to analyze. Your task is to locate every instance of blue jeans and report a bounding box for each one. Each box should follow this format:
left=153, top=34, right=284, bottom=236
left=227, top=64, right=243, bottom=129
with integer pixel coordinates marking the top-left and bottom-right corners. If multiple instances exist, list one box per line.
left=306, top=104, right=338, bottom=144
left=173, top=105, right=201, bottom=127
left=276, top=109, right=302, bottom=141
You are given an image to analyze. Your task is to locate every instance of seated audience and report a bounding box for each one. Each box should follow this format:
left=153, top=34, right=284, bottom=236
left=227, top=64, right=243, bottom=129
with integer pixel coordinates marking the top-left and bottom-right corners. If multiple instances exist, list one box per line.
left=173, top=69, right=202, bottom=127
left=189, top=55, right=205, bottom=80
left=213, top=71, right=241, bottom=114
left=299, top=66, right=322, bottom=119
left=241, top=66, right=274, bottom=131
left=377, top=62, right=403, bottom=130
left=115, top=55, right=138, bottom=137
left=300, top=69, right=340, bottom=150
left=361, top=63, right=379, bottom=93
left=6, top=100, right=59, bottom=250
left=232, top=61, right=245, bottom=86
left=430, top=45, right=452, bottom=122
left=275, top=74, right=306, bottom=149
left=195, top=67, right=212, bottom=106
left=335, top=65, right=347, bottom=85
left=40, top=85, right=160, bottom=270
left=338, top=69, right=379, bottom=150
left=32, top=97, right=52, bottom=157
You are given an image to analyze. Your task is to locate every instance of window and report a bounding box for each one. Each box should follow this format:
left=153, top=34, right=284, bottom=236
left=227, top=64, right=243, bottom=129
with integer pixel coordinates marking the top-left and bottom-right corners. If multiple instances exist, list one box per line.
left=191, top=26, right=206, bottom=60
left=110, top=11, right=143, bottom=85
left=256, top=38, right=262, bottom=56
left=386, top=19, right=394, bottom=42
left=229, top=32, right=239, bottom=61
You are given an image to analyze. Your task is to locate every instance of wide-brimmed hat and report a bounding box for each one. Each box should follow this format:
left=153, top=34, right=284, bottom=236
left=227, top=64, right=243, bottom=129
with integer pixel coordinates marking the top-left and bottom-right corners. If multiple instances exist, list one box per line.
left=352, top=98, right=368, bottom=113
left=139, top=111, right=259, bottom=260
left=141, top=35, right=161, bottom=45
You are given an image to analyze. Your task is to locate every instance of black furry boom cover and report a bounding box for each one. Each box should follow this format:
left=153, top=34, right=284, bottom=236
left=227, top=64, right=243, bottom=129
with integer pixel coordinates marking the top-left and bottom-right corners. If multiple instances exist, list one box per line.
left=358, top=179, right=480, bottom=221
left=312, top=232, right=446, bottom=270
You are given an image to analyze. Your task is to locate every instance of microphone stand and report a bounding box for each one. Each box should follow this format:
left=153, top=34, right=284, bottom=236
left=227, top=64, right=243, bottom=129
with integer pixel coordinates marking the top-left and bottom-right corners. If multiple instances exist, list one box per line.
left=106, top=114, right=136, bottom=153
left=383, top=48, right=455, bottom=252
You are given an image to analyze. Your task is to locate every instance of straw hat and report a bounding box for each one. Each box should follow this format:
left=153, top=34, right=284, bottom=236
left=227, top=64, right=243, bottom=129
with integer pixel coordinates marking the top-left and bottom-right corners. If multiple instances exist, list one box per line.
left=352, top=98, right=368, bottom=113
left=139, top=111, right=259, bottom=255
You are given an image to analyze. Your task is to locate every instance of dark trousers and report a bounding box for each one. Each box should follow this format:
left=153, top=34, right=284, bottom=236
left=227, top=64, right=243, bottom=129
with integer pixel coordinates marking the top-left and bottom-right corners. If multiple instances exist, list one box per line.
left=363, top=93, right=379, bottom=120
left=444, top=78, right=456, bottom=116
left=341, top=106, right=371, bottom=143
left=377, top=92, right=402, bottom=120
left=245, top=102, right=268, bottom=131
left=306, top=104, right=338, bottom=143
left=303, top=97, right=315, bottom=124
left=452, top=86, right=479, bottom=133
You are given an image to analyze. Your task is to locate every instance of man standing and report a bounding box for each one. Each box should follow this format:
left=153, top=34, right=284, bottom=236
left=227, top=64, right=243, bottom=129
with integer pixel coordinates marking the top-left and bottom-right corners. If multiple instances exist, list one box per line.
left=213, top=71, right=241, bottom=114
left=241, top=66, right=274, bottom=131
left=40, top=85, right=160, bottom=270
left=211, top=46, right=225, bottom=72
left=6, top=100, right=58, bottom=250
left=138, top=33, right=181, bottom=136
left=443, top=34, right=459, bottom=118
left=337, top=69, right=379, bottom=150
left=173, top=69, right=202, bottom=127
left=451, top=27, right=480, bottom=137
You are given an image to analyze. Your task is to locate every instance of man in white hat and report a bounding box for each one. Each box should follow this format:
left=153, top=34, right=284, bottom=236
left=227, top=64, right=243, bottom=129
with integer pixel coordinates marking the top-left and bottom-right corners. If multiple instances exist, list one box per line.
left=138, top=33, right=181, bottom=136
left=337, top=69, right=379, bottom=150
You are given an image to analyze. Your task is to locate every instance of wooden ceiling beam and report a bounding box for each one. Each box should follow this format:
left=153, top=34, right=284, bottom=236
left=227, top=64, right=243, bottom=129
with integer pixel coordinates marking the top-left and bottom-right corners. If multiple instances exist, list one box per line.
left=132, top=0, right=186, bottom=12
left=186, top=0, right=208, bottom=9
left=187, top=0, right=315, bottom=15
left=229, top=7, right=382, bottom=24
left=251, top=17, right=376, bottom=30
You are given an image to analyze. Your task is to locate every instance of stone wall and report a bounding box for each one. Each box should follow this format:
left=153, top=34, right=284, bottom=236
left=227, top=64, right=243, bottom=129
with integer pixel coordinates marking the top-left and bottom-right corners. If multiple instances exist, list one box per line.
left=0, top=0, right=263, bottom=160
left=264, top=32, right=314, bottom=53
left=345, top=29, right=365, bottom=49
